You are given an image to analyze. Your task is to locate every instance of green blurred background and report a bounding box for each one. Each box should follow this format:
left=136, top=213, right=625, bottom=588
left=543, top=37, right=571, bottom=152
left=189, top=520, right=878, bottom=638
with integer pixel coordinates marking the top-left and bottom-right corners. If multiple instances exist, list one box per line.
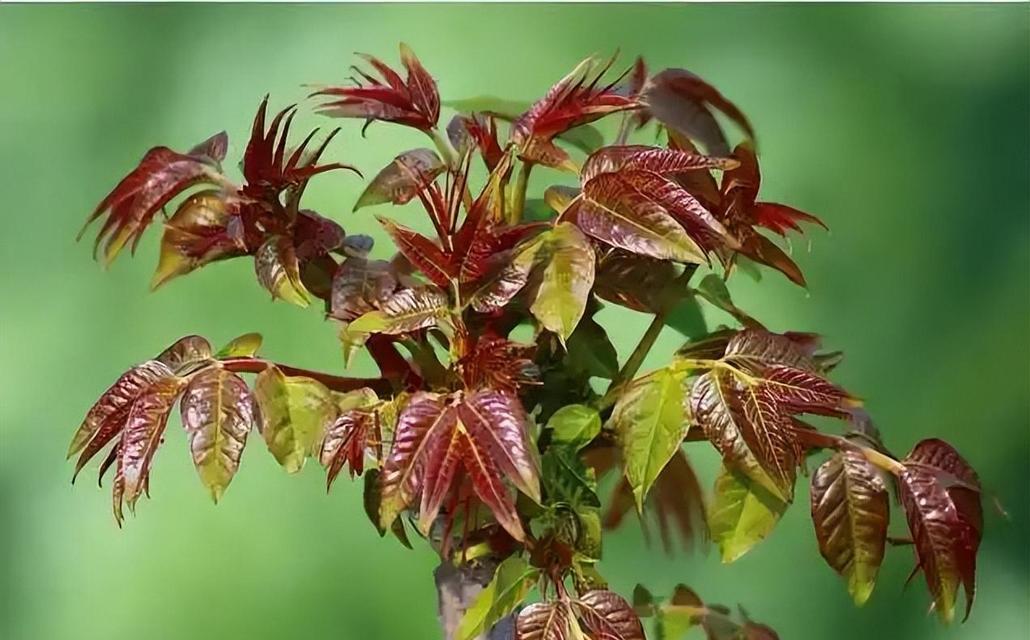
left=1, top=3, right=1027, bottom=639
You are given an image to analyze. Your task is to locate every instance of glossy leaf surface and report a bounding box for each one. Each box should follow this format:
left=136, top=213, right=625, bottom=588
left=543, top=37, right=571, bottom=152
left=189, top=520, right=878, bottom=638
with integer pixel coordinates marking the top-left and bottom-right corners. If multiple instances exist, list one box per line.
left=254, top=366, right=336, bottom=473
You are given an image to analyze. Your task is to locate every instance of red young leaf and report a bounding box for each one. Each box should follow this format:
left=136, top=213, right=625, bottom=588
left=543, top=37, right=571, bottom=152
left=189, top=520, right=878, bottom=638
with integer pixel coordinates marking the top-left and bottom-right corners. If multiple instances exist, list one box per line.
left=188, top=131, right=229, bottom=165
left=152, top=190, right=247, bottom=290
left=642, top=68, right=755, bottom=156
left=321, top=408, right=377, bottom=486
left=458, top=336, right=540, bottom=393
left=330, top=256, right=398, bottom=321
left=254, top=234, right=311, bottom=307
left=314, top=43, right=440, bottom=133
left=690, top=370, right=796, bottom=502
left=448, top=113, right=505, bottom=170
left=241, top=97, right=356, bottom=200
left=512, top=56, right=637, bottom=168
left=581, top=145, right=737, bottom=184
left=81, top=141, right=224, bottom=265
left=155, top=335, right=213, bottom=374
left=575, top=590, right=646, bottom=640
left=118, top=375, right=186, bottom=513
left=379, top=392, right=452, bottom=530
left=68, top=360, right=175, bottom=478
left=377, top=216, right=455, bottom=288
left=458, top=389, right=541, bottom=503
left=718, top=144, right=825, bottom=286
left=593, top=247, right=680, bottom=314
left=899, top=439, right=982, bottom=622
left=810, top=450, right=889, bottom=605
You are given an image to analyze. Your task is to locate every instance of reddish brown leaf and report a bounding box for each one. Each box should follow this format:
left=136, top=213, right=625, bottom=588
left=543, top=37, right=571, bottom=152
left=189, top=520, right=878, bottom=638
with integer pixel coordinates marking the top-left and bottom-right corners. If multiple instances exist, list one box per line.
left=458, top=389, right=541, bottom=503
left=761, top=364, right=852, bottom=417
left=321, top=408, right=377, bottom=486
left=593, top=248, right=680, bottom=313
left=575, top=590, right=646, bottom=640
left=516, top=602, right=574, bottom=640
left=81, top=141, right=223, bottom=265
left=377, top=216, right=455, bottom=288
left=68, top=360, right=176, bottom=477
left=354, top=149, right=444, bottom=211
left=810, top=450, right=889, bottom=605
left=155, top=335, right=213, bottom=374
left=899, top=439, right=982, bottom=622
left=690, top=370, right=796, bottom=502
left=314, top=43, right=440, bottom=132
left=254, top=234, right=310, bottom=307
left=642, top=68, right=755, bottom=156
left=575, top=171, right=708, bottom=264
left=119, top=375, right=186, bottom=511
left=448, top=113, right=504, bottom=170
left=458, top=424, right=526, bottom=542
left=330, top=256, right=398, bottom=321
left=458, top=336, right=540, bottom=393
left=242, top=97, right=356, bottom=200
left=151, top=190, right=246, bottom=290
left=723, top=329, right=820, bottom=373
left=378, top=392, right=451, bottom=529
left=581, top=145, right=736, bottom=184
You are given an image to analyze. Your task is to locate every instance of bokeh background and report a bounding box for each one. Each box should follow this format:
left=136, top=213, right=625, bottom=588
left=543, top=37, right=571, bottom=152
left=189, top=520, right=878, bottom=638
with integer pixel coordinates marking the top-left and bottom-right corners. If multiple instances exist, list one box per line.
left=1, top=3, right=1027, bottom=639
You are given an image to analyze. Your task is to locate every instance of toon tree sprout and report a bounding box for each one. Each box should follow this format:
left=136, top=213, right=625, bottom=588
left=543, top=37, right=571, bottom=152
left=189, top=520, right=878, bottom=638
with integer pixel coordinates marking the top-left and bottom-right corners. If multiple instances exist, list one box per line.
left=70, top=44, right=984, bottom=639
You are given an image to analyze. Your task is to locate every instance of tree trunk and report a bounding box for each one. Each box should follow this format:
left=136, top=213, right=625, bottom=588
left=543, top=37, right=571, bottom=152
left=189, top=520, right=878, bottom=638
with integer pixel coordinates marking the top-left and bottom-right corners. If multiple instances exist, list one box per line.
left=435, top=558, right=515, bottom=640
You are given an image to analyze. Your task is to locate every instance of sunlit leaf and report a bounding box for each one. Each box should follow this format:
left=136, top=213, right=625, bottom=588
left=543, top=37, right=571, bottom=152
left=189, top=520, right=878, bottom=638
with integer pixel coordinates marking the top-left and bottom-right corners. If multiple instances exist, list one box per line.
left=155, top=335, right=213, bottom=374
left=68, top=360, right=174, bottom=466
left=315, top=44, right=440, bottom=132
left=254, top=366, right=336, bottom=473
left=459, top=389, right=541, bottom=503
left=708, top=464, right=787, bottom=563
left=528, top=222, right=595, bottom=342
left=457, top=555, right=540, bottom=640
left=180, top=368, right=256, bottom=502
left=377, top=216, right=455, bottom=288
left=214, top=332, right=263, bottom=359
left=151, top=190, right=245, bottom=290
left=547, top=404, right=601, bottom=450
left=610, top=367, right=690, bottom=509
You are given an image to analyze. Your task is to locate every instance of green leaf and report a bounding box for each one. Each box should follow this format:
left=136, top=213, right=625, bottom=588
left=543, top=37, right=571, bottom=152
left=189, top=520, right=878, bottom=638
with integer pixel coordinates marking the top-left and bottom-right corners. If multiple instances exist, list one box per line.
left=565, top=313, right=619, bottom=380
left=547, top=404, right=601, bottom=450
left=529, top=223, right=595, bottom=343
left=610, top=367, right=690, bottom=510
left=457, top=555, right=540, bottom=640
left=664, top=296, right=707, bottom=339
left=708, top=464, right=787, bottom=563
left=214, top=332, right=263, bottom=359
left=542, top=448, right=601, bottom=509
left=254, top=366, right=336, bottom=473
left=695, top=274, right=762, bottom=328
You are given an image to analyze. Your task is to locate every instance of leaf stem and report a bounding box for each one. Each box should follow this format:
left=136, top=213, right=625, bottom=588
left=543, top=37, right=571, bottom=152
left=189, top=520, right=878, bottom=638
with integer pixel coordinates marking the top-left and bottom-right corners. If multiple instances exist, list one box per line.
left=219, top=357, right=391, bottom=394
left=793, top=428, right=906, bottom=475
left=600, top=266, right=699, bottom=407
left=428, top=128, right=459, bottom=169
left=509, top=161, right=533, bottom=224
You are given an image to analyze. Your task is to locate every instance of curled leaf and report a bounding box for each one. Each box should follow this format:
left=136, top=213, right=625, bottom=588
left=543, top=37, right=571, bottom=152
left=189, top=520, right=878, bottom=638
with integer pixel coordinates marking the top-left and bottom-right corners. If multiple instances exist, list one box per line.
left=254, top=235, right=311, bottom=307
left=354, top=149, right=444, bottom=210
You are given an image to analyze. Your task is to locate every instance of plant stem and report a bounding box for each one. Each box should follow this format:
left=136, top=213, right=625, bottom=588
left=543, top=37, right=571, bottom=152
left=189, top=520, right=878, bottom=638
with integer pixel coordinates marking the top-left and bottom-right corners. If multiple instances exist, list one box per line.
left=793, top=428, right=906, bottom=475
left=429, top=129, right=459, bottom=169
left=219, top=357, right=391, bottom=395
left=601, top=266, right=699, bottom=406
left=509, top=161, right=533, bottom=224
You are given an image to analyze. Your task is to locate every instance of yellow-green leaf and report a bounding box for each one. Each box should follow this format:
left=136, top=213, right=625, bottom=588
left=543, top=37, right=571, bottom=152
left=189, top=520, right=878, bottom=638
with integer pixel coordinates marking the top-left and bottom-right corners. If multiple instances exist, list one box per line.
left=529, top=222, right=595, bottom=342
left=547, top=404, right=601, bottom=450
left=456, top=555, right=540, bottom=640
left=214, top=332, right=263, bottom=358
left=610, top=367, right=690, bottom=510
left=708, top=464, right=788, bottom=563
left=254, top=366, right=336, bottom=473
left=254, top=235, right=310, bottom=307
left=180, top=368, right=255, bottom=502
